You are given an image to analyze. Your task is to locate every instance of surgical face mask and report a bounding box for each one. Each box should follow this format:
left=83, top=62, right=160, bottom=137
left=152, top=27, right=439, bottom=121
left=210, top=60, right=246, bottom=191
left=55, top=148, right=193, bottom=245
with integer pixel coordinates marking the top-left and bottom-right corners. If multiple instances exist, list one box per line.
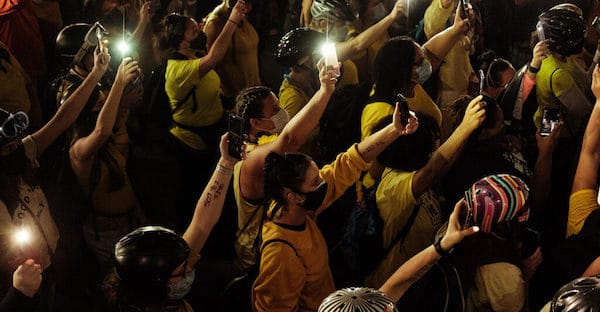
left=168, top=269, right=195, bottom=300
left=296, top=181, right=328, bottom=211
left=329, top=25, right=350, bottom=42
left=415, top=59, right=432, bottom=84
left=371, top=2, right=387, bottom=22
left=267, top=109, right=290, bottom=134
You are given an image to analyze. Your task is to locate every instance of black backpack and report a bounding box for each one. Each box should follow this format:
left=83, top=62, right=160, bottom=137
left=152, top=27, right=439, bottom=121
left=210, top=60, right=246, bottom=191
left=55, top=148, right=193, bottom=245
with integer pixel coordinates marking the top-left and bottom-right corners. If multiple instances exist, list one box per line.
left=331, top=177, right=422, bottom=283
left=316, top=82, right=373, bottom=166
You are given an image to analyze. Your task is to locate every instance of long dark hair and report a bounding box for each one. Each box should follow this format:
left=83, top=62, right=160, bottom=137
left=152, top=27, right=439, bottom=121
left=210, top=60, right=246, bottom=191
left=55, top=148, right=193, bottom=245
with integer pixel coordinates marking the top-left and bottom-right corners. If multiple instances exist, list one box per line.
left=372, top=113, right=440, bottom=172
left=373, top=36, right=417, bottom=101
left=263, top=151, right=312, bottom=217
left=157, top=13, right=189, bottom=53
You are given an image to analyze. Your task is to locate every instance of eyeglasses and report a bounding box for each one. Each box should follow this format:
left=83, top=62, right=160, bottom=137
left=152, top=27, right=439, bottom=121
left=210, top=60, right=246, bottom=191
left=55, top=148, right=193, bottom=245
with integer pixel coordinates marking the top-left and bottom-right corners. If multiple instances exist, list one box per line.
left=0, top=111, right=29, bottom=139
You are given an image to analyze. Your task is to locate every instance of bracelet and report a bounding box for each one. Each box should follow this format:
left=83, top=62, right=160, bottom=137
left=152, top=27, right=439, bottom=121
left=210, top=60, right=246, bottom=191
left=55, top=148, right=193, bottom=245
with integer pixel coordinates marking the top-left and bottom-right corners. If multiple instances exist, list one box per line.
left=433, top=236, right=453, bottom=257
left=216, top=164, right=234, bottom=175
left=227, top=19, right=240, bottom=26
left=527, top=63, right=540, bottom=74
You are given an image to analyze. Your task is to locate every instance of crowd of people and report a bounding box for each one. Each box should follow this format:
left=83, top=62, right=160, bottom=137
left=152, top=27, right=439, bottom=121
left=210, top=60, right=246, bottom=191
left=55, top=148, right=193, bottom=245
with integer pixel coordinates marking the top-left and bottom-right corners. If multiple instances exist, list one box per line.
left=2, top=0, right=600, bottom=311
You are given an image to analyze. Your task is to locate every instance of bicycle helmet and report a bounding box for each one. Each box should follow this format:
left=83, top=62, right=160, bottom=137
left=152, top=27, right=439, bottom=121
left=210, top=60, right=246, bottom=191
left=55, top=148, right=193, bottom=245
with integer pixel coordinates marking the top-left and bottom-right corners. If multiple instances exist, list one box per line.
left=310, top=0, right=357, bottom=23
left=56, top=22, right=106, bottom=66
left=113, top=226, right=190, bottom=283
left=550, top=275, right=600, bottom=311
left=463, top=174, right=530, bottom=233
left=276, top=27, right=324, bottom=67
left=318, top=287, right=398, bottom=312
left=538, top=8, right=586, bottom=57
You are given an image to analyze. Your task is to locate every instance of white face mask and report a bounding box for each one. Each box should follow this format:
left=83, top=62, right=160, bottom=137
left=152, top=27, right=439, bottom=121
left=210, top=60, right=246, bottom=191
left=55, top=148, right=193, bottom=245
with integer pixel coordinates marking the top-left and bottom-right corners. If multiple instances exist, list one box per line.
left=371, top=3, right=387, bottom=22
left=415, top=59, right=432, bottom=84
left=259, top=109, right=290, bottom=134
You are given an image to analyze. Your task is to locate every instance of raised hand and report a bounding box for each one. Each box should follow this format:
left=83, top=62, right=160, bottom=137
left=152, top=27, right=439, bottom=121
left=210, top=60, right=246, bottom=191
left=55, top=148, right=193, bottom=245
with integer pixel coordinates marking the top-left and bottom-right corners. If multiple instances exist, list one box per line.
left=316, top=57, right=338, bottom=93
left=530, top=40, right=549, bottom=70
left=392, top=103, right=418, bottom=135
left=440, top=199, right=480, bottom=251
left=460, top=95, right=486, bottom=132
left=12, top=259, right=42, bottom=298
left=229, top=0, right=247, bottom=24
left=390, top=0, right=408, bottom=20
left=91, top=43, right=111, bottom=77
left=115, top=57, right=140, bottom=86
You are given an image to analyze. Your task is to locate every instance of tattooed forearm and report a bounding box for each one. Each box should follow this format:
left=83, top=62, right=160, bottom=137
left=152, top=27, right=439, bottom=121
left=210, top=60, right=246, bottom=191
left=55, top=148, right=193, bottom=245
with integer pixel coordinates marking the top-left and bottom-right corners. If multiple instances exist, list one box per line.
left=203, top=180, right=225, bottom=207
left=360, top=141, right=386, bottom=157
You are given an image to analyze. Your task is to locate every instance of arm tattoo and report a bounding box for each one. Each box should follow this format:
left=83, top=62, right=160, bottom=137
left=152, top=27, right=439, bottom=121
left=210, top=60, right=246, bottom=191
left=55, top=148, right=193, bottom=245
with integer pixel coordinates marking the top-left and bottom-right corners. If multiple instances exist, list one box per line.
left=203, top=180, right=225, bottom=207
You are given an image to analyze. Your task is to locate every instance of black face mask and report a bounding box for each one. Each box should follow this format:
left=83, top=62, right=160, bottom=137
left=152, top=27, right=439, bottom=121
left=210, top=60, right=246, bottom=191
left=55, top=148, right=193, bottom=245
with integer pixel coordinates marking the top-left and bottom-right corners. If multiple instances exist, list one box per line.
left=296, top=181, right=328, bottom=211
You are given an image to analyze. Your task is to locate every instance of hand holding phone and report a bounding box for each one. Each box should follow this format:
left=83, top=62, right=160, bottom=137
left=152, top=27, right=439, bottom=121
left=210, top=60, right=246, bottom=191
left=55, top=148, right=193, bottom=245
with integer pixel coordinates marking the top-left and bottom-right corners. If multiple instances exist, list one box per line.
left=395, top=93, right=410, bottom=127
left=540, top=108, right=559, bottom=136
left=321, top=42, right=340, bottom=78
left=227, top=114, right=245, bottom=160
left=536, top=21, right=546, bottom=42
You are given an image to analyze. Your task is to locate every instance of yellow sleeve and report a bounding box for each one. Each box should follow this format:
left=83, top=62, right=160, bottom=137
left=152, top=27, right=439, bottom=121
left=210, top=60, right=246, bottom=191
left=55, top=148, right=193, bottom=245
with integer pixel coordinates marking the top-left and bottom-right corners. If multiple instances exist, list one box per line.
left=252, top=243, right=305, bottom=312
left=165, top=58, right=202, bottom=104
left=361, top=102, right=394, bottom=140
left=567, top=189, right=600, bottom=237
left=279, top=85, right=305, bottom=119
left=423, top=0, right=454, bottom=38
left=316, top=144, right=371, bottom=215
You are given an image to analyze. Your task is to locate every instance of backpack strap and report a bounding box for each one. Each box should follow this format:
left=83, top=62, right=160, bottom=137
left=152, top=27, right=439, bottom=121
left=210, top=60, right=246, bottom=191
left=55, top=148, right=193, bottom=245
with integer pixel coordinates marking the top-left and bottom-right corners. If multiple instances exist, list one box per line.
left=549, top=67, right=560, bottom=96
left=260, top=239, right=299, bottom=258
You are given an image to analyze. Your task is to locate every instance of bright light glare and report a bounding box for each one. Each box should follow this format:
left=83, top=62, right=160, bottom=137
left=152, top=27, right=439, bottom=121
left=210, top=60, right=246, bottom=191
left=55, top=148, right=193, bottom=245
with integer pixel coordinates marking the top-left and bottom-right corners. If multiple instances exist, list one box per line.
left=14, top=228, right=31, bottom=245
left=320, top=42, right=336, bottom=58
left=117, top=40, right=131, bottom=55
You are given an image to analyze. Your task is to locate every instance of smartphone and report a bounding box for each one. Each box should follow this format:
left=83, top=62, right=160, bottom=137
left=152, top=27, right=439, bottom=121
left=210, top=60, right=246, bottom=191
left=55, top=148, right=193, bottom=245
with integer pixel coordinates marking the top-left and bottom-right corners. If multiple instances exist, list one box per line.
left=227, top=113, right=245, bottom=160
left=395, top=93, right=410, bottom=126
left=478, top=69, right=485, bottom=95
left=460, top=0, right=469, bottom=19
left=321, top=42, right=340, bottom=78
left=593, top=16, right=600, bottom=36
left=536, top=21, right=546, bottom=42
left=540, top=108, right=559, bottom=136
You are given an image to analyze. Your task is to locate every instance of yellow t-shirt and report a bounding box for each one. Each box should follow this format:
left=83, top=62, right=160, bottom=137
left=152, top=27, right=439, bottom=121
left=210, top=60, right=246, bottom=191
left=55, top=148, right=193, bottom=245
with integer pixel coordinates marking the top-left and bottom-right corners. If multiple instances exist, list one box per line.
left=360, top=84, right=442, bottom=140
left=166, top=57, right=223, bottom=150
left=567, top=189, right=599, bottom=237
left=337, top=59, right=359, bottom=88
left=534, top=55, right=590, bottom=136
left=205, top=14, right=261, bottom=98
left=365, top=169, right=442, bottom=287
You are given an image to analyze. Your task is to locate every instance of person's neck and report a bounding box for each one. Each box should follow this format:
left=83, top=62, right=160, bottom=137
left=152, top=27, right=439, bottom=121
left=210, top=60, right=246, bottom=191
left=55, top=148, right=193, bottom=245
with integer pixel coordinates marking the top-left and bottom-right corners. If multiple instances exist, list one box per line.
left=176, top=47, right=196, bottom=59
left=552, top=51, right=567, bottom=63
left=274, top=203, right=307, bottom=226
left=288, top=70, right=317, bottom=96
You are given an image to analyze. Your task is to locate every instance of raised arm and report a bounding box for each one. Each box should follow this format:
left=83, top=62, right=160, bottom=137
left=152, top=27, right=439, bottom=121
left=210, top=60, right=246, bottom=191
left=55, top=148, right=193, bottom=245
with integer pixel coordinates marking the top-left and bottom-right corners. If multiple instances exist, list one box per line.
left=422, top=4, right=470, bottom=72
left=131, top=2, right=152, bottom=50
left=182, top=133, right=240, bottom=255
left=31, top=46, right=110, bottom=156
left=69, top=57, right=139, bottom=161
left=335, top=0, right=405, bottom=61
left=357, top=103, right=419, bottom=162
left=379, top=199, right=479, bottom=302
left=572, top=65, right=600, bottom=193
left=411, top=96, right=485, bottom=198
left=201, top=0, right=246, bottom=77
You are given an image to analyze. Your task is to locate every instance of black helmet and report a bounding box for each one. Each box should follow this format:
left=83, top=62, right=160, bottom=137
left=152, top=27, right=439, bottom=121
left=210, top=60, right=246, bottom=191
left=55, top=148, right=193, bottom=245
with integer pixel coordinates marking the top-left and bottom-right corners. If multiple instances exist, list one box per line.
left=113, top=226, right=189, bottom=283
left=276, top=28, right=324, bottom=67
left=56, top=22, right=106, bottom=66
left=310, top=0, right=357, bottom=23
left=551, top=275, right=600, bottom=311
left=318, top=287, right=398, bottom=312
left=538, top=8, right=586, bottom=57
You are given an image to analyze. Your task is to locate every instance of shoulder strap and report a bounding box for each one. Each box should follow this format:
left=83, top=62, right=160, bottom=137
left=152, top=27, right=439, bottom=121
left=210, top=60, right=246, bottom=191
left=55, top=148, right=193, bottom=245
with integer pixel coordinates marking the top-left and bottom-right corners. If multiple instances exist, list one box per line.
left=260, top=238, right=299, bottom=258
left=382, top=197, right=422, bottom=258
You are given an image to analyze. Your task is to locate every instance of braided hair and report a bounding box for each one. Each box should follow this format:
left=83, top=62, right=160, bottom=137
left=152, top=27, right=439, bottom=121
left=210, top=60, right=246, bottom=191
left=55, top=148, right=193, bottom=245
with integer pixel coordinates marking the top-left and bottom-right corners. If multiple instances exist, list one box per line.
left=235, top=86, right=272, bottom=135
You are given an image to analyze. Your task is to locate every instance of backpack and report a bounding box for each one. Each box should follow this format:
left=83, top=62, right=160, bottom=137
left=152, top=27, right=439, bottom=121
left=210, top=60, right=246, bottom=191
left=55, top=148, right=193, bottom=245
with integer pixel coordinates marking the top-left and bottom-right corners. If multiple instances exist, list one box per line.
left=332, top=177, right=422, bottom=283
left=395, top=258, right=467, bottom=312
left=316, top=82, right=373, bottom=166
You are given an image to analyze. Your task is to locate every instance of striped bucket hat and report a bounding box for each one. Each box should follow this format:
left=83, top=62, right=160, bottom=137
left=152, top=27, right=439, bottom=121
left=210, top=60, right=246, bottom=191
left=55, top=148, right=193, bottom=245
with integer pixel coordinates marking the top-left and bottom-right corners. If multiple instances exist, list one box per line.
left=464, top=174, right=530, bottom=233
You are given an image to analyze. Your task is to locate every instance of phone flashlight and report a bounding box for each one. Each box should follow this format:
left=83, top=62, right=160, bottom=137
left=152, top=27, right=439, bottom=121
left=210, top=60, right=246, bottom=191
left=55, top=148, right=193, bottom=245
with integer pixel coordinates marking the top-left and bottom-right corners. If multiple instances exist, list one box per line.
left=321, top=42, right=340, bottom=78
left=14, top=228, right=31, bottom=247
left=117, top=40, right=131, bottom=58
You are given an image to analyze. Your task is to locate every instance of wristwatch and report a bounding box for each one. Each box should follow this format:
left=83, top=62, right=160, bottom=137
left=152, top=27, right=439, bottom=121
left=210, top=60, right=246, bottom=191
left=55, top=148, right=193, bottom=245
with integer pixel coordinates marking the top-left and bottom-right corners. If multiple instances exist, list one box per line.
left=434, top=236, right=453, bottom=257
